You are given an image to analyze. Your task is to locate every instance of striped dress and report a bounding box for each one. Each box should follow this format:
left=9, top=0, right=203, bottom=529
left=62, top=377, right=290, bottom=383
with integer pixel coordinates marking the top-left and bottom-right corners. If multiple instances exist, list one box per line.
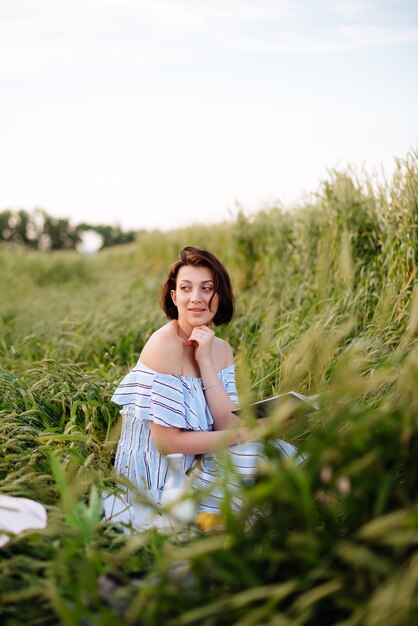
left=105, top=358, right=300, bottom=525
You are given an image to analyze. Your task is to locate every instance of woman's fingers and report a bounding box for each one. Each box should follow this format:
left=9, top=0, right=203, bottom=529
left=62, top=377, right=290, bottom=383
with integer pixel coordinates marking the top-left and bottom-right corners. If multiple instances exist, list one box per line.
left=189, top=325, right=214, bottom=344
left=188, top=326, right=215, bottom=356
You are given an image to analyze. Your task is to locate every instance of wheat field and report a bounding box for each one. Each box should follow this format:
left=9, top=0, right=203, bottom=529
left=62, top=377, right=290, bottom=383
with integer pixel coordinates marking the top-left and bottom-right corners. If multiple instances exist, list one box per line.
left=1, top=150, right=418, bottom=625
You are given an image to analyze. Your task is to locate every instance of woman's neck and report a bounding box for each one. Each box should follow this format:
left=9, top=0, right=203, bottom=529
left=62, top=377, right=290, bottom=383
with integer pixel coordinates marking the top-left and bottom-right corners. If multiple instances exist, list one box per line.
left=165, top=320, right=191, bottom=345
left=176, top=319, right=193, bottom=339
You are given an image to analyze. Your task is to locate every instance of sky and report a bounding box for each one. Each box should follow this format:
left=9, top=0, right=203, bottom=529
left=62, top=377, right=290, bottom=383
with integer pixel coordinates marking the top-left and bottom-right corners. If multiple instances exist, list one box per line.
left=1, top=0, right=417, bottom=232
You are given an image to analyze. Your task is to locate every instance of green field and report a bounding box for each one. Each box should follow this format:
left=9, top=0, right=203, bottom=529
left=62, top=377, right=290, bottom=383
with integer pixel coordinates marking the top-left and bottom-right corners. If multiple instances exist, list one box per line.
left=1, top=150, right=418, bottom=625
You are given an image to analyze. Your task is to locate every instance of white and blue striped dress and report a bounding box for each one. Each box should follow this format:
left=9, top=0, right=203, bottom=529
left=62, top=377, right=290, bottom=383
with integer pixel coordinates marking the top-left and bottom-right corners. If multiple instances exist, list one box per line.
left=108, top=358, right=300, bottom=521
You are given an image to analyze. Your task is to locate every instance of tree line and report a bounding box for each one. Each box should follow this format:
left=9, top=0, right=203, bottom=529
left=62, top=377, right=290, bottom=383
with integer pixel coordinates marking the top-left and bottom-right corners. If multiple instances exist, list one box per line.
left=0, top=209, right=136, bottom=251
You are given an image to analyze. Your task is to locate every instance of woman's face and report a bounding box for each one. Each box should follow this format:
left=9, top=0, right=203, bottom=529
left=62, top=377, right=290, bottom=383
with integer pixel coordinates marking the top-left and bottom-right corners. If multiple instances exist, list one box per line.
left=171, top=265, right=219, bottom=330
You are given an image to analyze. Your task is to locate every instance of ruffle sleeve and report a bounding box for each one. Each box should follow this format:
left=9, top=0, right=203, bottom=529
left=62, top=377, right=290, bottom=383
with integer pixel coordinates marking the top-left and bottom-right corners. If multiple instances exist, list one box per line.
left=149, top=375, right=188, bottom=428
left=111, top=365, right=190, bottom=428
left=221, top=365, right=239, bottom=405
left=111, top=361, right=154, bottom=423
left=111, top=362, right=213, bottom=431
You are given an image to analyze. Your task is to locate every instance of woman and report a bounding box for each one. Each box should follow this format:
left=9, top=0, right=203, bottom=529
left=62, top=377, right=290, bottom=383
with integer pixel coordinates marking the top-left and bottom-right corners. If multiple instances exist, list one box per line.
left=105, top=246, right=300, bottom=528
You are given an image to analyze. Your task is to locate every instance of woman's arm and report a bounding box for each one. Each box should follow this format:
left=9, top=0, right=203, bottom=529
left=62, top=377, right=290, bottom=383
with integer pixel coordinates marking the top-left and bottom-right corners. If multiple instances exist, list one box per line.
left=141, top=324, right=239, bottom=431
left=190, top=327, right=239, bottom=430
left=149, top=422, right=251, bottom=455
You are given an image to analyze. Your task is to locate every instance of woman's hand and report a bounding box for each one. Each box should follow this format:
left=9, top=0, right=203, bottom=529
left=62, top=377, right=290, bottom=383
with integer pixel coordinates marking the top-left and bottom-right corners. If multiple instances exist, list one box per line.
left=188, top=328, right=237, bottom=431
left=188, top=325, right=215, bottom=364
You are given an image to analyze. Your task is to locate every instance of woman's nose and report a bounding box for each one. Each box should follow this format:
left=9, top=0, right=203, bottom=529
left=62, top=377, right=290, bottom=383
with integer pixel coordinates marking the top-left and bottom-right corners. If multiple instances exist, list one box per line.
left=190, top=289, right=202, bottom=302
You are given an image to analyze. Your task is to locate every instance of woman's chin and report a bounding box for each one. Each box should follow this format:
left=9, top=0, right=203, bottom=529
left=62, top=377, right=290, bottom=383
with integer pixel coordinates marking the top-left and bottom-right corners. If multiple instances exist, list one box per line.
left=190, top=320, right=205, bottom=327
left=190, top=318, right=213, bottom=328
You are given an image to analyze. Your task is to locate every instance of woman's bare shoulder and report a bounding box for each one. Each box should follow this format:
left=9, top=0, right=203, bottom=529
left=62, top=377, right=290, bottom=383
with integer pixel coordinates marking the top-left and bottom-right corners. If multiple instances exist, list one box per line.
left=214, top=337, right=234, bottom=369
left=140, top=324, right=183, bottom=375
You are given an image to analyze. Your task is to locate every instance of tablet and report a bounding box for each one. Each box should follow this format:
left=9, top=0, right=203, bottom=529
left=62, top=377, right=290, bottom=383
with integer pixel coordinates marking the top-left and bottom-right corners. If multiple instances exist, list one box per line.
left=232, top=391, right=320, bottom=418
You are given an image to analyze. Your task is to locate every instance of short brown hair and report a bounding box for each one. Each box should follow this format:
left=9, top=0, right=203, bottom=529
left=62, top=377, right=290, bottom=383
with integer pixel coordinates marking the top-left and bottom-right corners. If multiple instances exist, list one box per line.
left=160, top=246, right=235, bottom=326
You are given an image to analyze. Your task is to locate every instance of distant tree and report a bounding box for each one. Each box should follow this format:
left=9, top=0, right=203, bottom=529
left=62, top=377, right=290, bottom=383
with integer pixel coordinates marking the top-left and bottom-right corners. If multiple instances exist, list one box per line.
left=78, top=222, right=136, bottom=249
left=0, top=209, right=40, bottom=247
left=15, top=210, right=39, bottom=247
left=93, top=224, right=135, bottom=248
left=0, top=209, right=136, bottom=251
left=0, top=210, right=13, bottom=242
left=39, top=212, right=82, bottom=250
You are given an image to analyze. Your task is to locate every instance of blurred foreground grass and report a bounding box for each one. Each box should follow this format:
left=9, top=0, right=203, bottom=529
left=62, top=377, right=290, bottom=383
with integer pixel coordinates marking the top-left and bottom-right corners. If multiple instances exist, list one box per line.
left=1, top=150, right=418, bottom=625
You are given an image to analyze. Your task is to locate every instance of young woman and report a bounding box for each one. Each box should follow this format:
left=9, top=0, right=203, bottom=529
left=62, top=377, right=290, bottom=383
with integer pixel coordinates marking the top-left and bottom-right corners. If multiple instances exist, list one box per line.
left=105, top=246, right=300, bottom=528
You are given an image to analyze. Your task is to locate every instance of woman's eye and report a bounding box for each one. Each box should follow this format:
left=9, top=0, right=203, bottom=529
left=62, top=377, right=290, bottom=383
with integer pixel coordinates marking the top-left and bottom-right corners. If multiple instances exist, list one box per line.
left=179, top=284, right=213, bottom=292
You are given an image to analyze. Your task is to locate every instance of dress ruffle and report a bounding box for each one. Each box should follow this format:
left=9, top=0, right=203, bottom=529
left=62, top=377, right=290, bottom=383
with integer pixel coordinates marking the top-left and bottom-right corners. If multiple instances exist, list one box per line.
left=111, top=360, right=237, bottom=431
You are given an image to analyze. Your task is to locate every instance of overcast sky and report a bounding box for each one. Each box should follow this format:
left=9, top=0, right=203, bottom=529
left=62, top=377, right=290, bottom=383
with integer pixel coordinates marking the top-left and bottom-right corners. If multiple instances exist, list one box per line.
left=1, top=0, right=417, bottom=231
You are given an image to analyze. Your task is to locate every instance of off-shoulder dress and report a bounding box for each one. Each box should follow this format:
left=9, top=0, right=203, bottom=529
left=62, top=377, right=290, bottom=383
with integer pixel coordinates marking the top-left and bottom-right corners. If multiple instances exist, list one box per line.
left=105, top=358, right=300, bottom=526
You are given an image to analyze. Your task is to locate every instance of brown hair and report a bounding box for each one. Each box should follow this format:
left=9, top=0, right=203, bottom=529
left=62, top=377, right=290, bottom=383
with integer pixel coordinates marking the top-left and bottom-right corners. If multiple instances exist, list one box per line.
left=160, top=246, right=235, bottom=326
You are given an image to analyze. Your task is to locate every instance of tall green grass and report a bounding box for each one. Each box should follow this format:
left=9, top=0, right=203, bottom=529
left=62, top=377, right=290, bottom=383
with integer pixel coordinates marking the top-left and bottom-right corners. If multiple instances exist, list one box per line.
left=0, top=149, right=417, bottom=625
